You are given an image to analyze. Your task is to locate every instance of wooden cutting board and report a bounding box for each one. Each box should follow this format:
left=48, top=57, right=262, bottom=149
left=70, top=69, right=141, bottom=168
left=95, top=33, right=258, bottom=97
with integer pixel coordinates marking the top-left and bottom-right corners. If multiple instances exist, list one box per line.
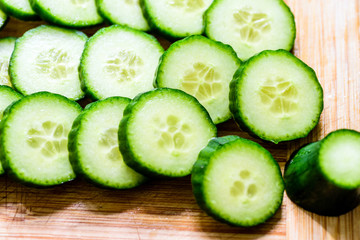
left=0, top=0, right=359, bottom=239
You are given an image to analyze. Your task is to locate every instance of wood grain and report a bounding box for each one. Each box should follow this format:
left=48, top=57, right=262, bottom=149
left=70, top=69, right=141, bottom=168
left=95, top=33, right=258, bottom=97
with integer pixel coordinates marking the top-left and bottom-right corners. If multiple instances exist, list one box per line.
left=0, top=0, right=358, bottom=239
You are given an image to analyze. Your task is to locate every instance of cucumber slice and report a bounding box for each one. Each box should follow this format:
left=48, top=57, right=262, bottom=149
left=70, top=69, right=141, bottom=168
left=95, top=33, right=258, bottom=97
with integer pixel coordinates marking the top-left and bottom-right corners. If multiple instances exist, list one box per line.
left=284, top=129, right=360, bottom=216
left=229, top=50, right=323, bottom=143
left=0, top=8, right=8, bottom=30
left=205, top=0, right=296, bottom=60
left=155, top=35, right=241, bottom=124
left=0, top=37, right=16, bottom=87
left=69, top=97, right=147, bottom=189
left=0, top=0, right=38, bottom=21
left=96, top=0, right=149, bottom=31
left=30, top=0, right=103, bottom=28
left=119, top=88, right=217, bottom=178
left=0, top=92, right=82, bottom=187
left=192, top=135, right=284, bottom=227
left=80, top=25, right=164, bottom=100
left=10, top=25, right=87, bottom=100
left=142, top=0, right=214, bottom=38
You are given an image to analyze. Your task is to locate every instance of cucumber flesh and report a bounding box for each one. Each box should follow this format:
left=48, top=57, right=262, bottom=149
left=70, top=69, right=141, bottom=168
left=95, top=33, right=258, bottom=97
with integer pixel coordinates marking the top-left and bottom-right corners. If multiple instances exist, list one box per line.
left=96, top=0, right=149, bottom=31
left=192, top=136, right=284, bottom=227
left=119, top=88, right=217, bottom=178
left=0, top=8, right=7, bottom=30
left=230, top=50, right=323, bottom=143
left=0, top=37, right=16, bottom=87
left=10, top=25, right=87, bottom=100
left=155, top=35, right=241, bottom=124
left=0, top=92, right=82, bottom=187
left=69, top=97, right=146, bottom=189
left=205, top=0, right=296, bottom=60
left=0, top=0, right=38, bottom=21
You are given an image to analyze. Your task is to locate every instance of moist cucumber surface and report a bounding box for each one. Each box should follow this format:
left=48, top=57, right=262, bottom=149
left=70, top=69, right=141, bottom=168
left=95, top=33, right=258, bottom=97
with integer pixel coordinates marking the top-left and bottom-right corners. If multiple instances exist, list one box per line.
left=230, top=50, right=323, bottom=143
left=30, top=0, right=103, bottom=28
left=0, top=92, right=82, bottom=187
left=0, top=0, right=38, bottom=20
left=205, top=0, right=295, bottom=60
left=192, top=135, right=284, bottom=227
left=0, top=8, right=7, bottom=29
left=155, top=35, right=241, bottom=124
left=0, top=37, right=16, bottom=87
left=284, top=129, right=360, bottom=216
left=119, top=88, right=217, bottom=178
left=10, top=25, right=87, bottom=100
left=81, top=25, right=164, bottom=100
left=96, top=0, right=149, bottom=31
left=69, top=97, right=147, bottom=189
left=142, top=0, right=214, bottom=38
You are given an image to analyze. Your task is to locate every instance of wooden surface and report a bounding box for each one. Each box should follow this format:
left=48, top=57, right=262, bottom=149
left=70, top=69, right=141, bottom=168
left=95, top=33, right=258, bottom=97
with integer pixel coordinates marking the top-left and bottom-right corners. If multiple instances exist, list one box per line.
left=0, top=0, right=359, bottom=239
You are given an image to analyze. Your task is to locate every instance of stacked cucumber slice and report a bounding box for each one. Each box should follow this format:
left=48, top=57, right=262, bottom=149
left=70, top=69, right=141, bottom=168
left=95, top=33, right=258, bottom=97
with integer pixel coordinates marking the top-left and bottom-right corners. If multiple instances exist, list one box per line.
left=0, top=37, right=16, bottom=87
left=0, top=0, right=38, bottom=21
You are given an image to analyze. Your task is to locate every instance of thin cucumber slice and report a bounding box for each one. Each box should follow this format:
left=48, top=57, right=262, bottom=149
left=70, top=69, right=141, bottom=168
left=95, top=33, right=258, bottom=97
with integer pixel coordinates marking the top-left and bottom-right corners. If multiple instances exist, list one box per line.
left=81, top=25, right=164, bottom=100
left=229, top=50, right=323, bottom=143
left=0, top=8, right=8, bottom=30
left=142, top=0, right=214, bottom=39
left=0, top=0, right=38, bottom=21
left=192, top=136, right=284, bottom=227
left=10, top=25, right=87, bottom=100
left=30, top=0, right=103, bottom=28
left=155, top=35, right=241, bottom=124
left=205, top=0, right=296, bottom=61
left=69, top=97, right=147, bottom=189
left=119, top=88, right=217, bottom=178
left=0, top=37, right=16, bottom=87
left=0, top=92, right=82, bottom=187
left=284, top=129, right=360, bottom=216
left=96, top=0, right=149, bottom=31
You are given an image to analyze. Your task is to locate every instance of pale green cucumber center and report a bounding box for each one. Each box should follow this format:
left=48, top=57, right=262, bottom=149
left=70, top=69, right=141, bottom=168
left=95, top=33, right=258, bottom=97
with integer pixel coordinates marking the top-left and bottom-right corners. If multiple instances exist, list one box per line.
left=319, top=131, right=360, bottom=189
left=169, top=0, right=206, bottom=12
left=98, top=127, right=122, bottom=162
left=0, top=59, right=11, bottom=86
left=70, top=0, right=90, bottom=8
left=181, top=62, right=223, bottom=103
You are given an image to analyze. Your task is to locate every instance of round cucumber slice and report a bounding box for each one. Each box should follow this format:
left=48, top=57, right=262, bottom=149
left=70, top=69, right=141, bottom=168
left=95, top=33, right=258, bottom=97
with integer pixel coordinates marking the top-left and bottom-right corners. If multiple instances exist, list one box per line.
left=0, top=0, right=39, bottom=21
left=156, top=35, right=241, bottom=124
left=0, top=37, right=16, bottom=87
left=230, top=50, right=323, bottom=143
left=69, top=97, right=147, bottom=189
left=10, top=25, right=87, bottom=100
left=0, top=92, right=82, bottom=187
left=81, top=25, right=164, bottom=100
left=119, top=88, right=217, bottom=178
left=192, top=135, right=284, bottom=227
left=205, top=0, right=296, bottom=60
left=30, top=0, right=103, bottom=28
left=142, top=0, right=214, bottom=38
left=96, top=0, right=150, bottom=31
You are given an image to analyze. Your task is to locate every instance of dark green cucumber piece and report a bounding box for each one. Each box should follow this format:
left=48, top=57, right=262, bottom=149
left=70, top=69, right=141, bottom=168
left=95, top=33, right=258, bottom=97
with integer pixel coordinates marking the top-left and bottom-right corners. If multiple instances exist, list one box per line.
left=0, top=37, right=16, bottom=87
left=284, top=129, right=360, bottom=216
left=119, top=88, right=217, bottom=178
left=229, top=50, right=323, bottom=143
left=30, top=0, right=103, bottom=28
left=141, top=0, right=214, bottom=39
left=0, top=0, right=39, bottom=21
left=192, top=135, right=284, bottom=227
left=0, top=92, right=82, bottom=187
left=205, top=0, right=296, bottom=61
left=69, top=97, right=147, bottom=189
left=155, top=35, right=241, bottom=124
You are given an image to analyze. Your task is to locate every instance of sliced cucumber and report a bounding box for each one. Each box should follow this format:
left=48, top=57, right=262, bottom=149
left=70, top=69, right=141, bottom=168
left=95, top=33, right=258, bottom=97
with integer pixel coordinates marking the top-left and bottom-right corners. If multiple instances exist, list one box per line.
left=0, top=0, right=38, bottom=21
left=81, top=25, right=164, bottom=100
left=142, top=0, right=214, bottom=38
left=10, top=25, right=87, bottom=100
left=0, top=37, right=16, bottom=87
left=205, top=0, right=296, bottom=60
left=155, top=35, right=241, bottom=124
left=229, top=50, right=323, bottom=143
left=30, top=0, right=103, bottom=28
left=0, top=8, right=8, bottom=30
left=0, top=92, right=82, bottom=187
left=96, top=0, right=149, bottom=31
left=284, top=129, right=360, bottom=216
left=69, top=97, right=147, bottom=189
left=192, top=135, right=284, bottom=227
left=119, top=88, right=217, bottom=178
